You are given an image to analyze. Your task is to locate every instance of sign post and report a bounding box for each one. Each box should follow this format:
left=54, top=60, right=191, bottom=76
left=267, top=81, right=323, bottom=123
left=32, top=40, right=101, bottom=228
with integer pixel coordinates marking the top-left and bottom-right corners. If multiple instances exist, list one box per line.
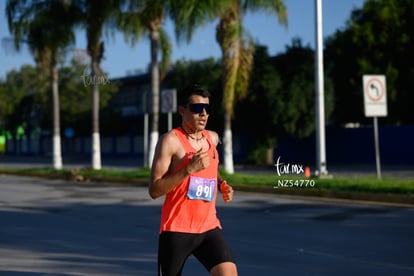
left=362, top=75, right=387, bottom=179
left=142, top=91, right=149, bottom=167
left=314, top=0, right=328, bottom=177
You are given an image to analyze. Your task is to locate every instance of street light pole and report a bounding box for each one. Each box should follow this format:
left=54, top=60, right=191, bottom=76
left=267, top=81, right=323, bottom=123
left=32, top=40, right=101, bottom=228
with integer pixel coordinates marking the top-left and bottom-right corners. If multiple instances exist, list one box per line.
left=315, top=0, right=328, bottom=176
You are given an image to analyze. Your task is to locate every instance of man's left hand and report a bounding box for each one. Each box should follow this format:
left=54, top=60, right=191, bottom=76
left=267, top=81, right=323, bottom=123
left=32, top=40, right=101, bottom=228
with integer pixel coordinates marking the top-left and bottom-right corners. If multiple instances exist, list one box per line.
left=220, top=181, right=234, bottom=202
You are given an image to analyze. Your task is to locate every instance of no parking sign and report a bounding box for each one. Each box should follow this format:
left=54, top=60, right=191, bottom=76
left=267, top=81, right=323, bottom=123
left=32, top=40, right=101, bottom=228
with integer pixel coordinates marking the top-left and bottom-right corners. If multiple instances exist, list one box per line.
left=362, top=75, right=387, bottom=117
left=362, top=75, right=387, bottom=179
left=161, top=89, right=177, bottom=114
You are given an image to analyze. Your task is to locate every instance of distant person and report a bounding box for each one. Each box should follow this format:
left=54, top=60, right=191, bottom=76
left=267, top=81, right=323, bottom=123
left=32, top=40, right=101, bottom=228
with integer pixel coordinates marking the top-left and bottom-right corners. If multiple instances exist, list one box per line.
left=149, top=84, right=238, bottom=276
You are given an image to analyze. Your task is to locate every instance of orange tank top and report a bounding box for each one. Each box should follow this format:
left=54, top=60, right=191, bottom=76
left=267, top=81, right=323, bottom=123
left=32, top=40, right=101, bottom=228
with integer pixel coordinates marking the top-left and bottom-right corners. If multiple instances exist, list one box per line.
left=159, top=127, right=222, bottom=234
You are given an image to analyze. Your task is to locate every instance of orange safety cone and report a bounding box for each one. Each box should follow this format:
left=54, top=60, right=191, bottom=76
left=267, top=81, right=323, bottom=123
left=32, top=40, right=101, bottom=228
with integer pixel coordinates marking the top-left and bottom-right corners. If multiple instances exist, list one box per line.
left=304, top=166, right=311, bottom=178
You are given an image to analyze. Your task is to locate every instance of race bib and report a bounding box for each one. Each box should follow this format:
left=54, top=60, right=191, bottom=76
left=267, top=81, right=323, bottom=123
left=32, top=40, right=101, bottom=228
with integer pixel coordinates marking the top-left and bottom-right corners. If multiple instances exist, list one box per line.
left=187, top=176, right=216, bottom=202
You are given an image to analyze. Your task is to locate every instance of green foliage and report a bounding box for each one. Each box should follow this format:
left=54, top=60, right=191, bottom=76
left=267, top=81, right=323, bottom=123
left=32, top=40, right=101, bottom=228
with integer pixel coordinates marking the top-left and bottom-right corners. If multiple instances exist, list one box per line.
left=0, top=71, right=24, bottom=121
left=235, top=45, right=282, bottom=146
left=117, top=0, right=172, bottom=78
left=235, top=41, right=334, bottom=164
left=58, top=59, right=119, bottom=129
left=0, top=166, right=151, bottom=184
left=168, top=1, right=288, bottom=174
left=0, top=65, right=48, bottom=133
left=246, top=145, right=272, bottom=165
left=163, top=58, right=224, bottom=131
left=166, top=58, right=222, bottom=88
left=0, top=60, right=119, bottom=136
left=6, top=0, right=79, bottom=69
left=166, top=42, right=333, bottom=165
left=272, top=38, right=334, bottom=137
left=325, top=0, right=414, bottom=124
left=3, top=0, right=414, bottom=153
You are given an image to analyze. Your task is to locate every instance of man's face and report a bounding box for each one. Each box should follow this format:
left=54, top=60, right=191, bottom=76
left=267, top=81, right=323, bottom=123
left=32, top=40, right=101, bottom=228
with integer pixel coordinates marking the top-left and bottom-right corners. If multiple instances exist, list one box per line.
left=180, top=95, right=210, bottom=132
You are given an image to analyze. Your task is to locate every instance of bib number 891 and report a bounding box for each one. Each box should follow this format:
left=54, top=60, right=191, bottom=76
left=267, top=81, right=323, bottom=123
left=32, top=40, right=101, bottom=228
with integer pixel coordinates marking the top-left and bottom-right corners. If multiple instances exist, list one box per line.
left=196, top=184, right=212, bottom=199
left=187, top=176, right=216, bottom=201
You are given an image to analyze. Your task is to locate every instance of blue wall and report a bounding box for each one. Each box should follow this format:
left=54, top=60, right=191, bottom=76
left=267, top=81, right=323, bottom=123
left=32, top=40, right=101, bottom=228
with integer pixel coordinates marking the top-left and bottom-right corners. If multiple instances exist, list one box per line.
left=274, top=125, right=414, bottom=166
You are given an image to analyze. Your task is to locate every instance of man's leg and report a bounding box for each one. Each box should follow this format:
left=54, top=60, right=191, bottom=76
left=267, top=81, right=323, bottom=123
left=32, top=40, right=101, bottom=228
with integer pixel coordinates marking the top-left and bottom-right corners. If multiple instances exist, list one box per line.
left=158, top=231, right=195, bottom=276
left=193, top=228, right=237, bottom=275
left=210, top=262, right=238, bottom=276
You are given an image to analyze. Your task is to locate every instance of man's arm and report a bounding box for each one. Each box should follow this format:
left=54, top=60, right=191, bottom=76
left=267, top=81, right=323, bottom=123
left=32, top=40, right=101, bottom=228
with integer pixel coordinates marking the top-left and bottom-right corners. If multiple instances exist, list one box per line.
left=149, top=133, right=187, bottom=199
left=210, top=130, right=234, bottom=203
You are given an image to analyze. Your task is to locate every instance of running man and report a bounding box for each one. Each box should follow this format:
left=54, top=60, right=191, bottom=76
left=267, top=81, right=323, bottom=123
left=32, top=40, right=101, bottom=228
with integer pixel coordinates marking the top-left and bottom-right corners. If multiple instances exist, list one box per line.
left=149, top=84, right=238, bottom=276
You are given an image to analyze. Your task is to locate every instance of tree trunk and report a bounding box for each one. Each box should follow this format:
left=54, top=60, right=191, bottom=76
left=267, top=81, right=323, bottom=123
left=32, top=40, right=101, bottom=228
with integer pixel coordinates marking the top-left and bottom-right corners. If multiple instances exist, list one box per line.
left=51, top=53, right=62, bottom=169
left=91, top=58, right=101, bottom=170
left=148, top=29, right=160, bottom=168
left=216, top=8, right=239, bottom=175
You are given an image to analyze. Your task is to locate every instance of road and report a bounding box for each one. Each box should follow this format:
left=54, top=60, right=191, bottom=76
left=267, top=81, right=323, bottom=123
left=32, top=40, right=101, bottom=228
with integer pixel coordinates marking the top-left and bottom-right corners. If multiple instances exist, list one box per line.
left=0, top=174, right=413, bottom=276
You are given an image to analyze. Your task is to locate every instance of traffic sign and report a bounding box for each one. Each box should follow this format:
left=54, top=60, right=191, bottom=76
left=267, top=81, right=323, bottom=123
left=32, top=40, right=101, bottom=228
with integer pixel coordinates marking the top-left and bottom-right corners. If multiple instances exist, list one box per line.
left=362, top=75, right=387, bottom=117
left=161, top=89, right=177, bottom=114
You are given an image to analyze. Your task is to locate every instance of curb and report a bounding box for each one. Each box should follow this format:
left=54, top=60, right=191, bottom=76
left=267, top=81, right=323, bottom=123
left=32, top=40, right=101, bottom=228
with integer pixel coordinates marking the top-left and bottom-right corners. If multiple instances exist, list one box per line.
left=233, top=184, right=414, bottom=207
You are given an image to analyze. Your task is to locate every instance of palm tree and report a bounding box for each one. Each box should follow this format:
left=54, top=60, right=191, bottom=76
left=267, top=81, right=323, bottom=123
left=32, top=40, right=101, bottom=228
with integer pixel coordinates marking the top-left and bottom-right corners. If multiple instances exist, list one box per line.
left=73, top=0, right=122, bottom=170
left=117, top=0, right=172, bottom=167
left=6, top=0, right=79, bottom=169
left=169, top=0, right=287, bottom=173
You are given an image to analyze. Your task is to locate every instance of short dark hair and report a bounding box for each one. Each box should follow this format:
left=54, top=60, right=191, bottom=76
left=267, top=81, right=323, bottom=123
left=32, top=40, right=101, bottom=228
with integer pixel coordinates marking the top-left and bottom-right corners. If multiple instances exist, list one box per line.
left=178, top=84, right=211, bottom=106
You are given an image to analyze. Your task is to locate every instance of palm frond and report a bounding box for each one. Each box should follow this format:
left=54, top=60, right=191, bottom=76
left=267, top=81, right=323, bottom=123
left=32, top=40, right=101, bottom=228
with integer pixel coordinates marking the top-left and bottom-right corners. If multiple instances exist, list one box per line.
left=168, top=0, right=231, bottom=44
left=242, top=0, right=288, bottom=27
left=117, top=10, right=146, bottom=46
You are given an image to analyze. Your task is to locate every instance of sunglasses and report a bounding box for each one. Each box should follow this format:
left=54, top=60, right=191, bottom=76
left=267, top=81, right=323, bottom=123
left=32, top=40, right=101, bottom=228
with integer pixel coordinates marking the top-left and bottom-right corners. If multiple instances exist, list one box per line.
left=187, top=103, right=210, bottom=114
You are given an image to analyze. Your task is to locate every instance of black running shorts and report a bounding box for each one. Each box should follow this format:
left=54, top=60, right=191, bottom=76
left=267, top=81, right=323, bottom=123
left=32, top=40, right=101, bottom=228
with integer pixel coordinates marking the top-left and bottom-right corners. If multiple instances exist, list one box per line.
left=158, top=227, right=235, bottom=275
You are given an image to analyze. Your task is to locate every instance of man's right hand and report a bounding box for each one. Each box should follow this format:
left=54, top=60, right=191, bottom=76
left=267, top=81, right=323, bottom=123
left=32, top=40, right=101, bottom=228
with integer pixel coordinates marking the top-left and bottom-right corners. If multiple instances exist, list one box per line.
left=187, top=148, right=210, bottom=174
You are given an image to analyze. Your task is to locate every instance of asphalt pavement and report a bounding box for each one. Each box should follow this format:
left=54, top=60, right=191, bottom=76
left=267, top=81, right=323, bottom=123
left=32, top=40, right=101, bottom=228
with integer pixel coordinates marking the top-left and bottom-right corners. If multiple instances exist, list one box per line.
left=0, top=174, right=413, bottom=276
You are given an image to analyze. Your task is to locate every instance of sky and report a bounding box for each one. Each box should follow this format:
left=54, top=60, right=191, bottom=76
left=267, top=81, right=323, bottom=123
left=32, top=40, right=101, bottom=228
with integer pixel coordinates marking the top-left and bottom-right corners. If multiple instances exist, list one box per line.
left=0, top=0, right=365, bottom=80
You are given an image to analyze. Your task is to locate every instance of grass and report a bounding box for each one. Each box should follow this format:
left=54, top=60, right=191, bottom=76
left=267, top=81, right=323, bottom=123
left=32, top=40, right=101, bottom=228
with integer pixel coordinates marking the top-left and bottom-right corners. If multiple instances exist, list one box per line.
left=0, top=166, right=151, bottom=184
left=1, top=166, right=413, bottom=204
left=220, top=171, right=414, bottom=194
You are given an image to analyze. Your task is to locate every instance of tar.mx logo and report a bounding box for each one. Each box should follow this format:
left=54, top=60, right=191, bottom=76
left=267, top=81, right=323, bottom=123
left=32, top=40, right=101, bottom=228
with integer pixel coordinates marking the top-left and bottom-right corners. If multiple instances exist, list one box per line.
left=80, top=67, right=110, bottom=87
left=274, top=156, right=305, bottom=176
left=273, top=156, right=315, bottom=189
